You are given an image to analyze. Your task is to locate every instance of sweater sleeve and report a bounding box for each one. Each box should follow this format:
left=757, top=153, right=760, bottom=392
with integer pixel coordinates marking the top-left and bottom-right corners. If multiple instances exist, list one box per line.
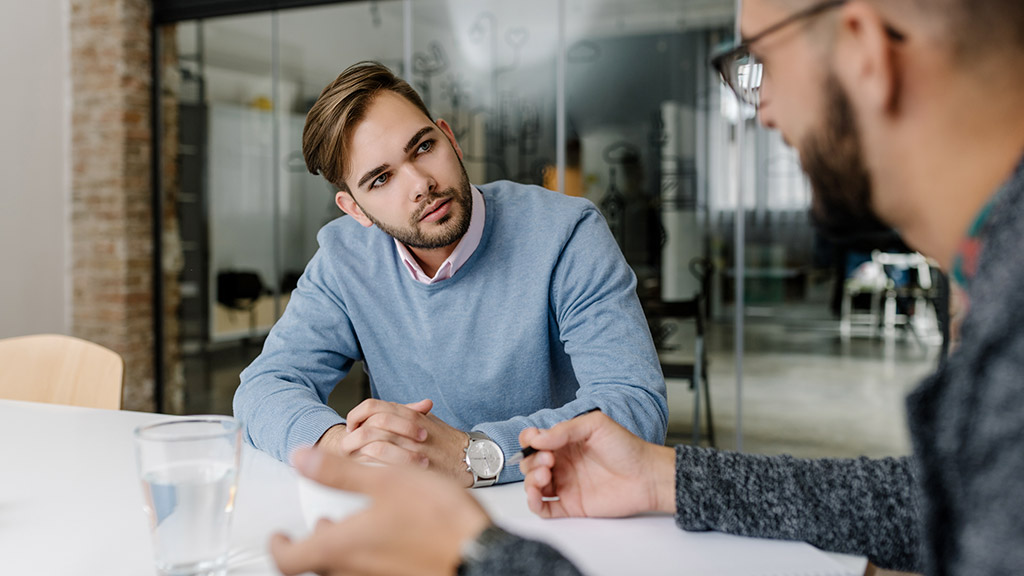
left=473, top=205, right=669, bottom=482
left=459, top=532, right=583, bottom=576
left=232, top=250, right=360, bottom=463
left=673, top=445, right=921, bottom=572
left=931, top=328, right=1024, bottom=576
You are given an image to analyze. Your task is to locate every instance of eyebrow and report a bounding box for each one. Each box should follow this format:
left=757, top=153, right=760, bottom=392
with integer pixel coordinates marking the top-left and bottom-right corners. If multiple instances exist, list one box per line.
left=356, top=126, right=436, bottom=190
left=357, top=164, right=389, bottom=190
left=404, top=126, right=435, bottom=154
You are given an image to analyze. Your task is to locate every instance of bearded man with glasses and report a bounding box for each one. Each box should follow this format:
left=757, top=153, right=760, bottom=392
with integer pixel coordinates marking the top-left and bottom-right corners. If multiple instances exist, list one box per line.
left=268, top=2, right=1024, bottom=576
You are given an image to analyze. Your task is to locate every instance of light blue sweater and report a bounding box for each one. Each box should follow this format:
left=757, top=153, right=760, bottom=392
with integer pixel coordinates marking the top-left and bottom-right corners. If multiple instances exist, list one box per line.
left=234, top=180, right=668, bottom=483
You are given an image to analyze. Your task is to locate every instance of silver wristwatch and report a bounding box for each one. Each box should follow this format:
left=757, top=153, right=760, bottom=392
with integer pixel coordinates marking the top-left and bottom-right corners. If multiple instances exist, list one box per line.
left=464, top=431, right=504, bottom=488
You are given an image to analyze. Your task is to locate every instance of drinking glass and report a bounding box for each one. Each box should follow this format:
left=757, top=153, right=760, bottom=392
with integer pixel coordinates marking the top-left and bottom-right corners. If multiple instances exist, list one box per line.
left=134, top=416, right=241, bottom=576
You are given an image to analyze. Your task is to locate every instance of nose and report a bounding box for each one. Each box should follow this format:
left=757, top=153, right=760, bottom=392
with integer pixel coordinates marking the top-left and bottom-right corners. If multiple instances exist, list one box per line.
left=402, top=162, right=435, bottom=203
left=756, top=83, right=775, bottom=130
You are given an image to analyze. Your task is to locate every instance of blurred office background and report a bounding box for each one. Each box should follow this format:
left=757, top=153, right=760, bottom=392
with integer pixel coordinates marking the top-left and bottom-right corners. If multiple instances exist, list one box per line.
left=2, top=0, right=943, bottom=459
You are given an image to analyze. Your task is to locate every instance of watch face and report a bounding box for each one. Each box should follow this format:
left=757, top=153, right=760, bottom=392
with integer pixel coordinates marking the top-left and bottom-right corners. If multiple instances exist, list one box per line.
left=467, top=441, right=503, bottom=478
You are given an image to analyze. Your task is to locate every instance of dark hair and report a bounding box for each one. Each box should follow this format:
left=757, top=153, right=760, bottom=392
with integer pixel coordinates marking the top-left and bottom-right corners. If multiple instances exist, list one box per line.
left=302, top=61, right=432, bottom=192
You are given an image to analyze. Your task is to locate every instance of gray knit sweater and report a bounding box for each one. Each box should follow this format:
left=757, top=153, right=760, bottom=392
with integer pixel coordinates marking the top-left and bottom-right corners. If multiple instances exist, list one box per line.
left=464, top=157, right=1024, bottom=576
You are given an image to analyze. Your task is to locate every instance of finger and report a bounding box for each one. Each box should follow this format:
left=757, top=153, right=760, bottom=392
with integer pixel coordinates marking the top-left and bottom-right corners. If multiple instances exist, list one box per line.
left=524, top=481, right=546, bottom=516
left=404, top=398, right=433, bottom=414
left=518, top=449, right=553, bottom=475
left=346, top=399, right=431, bottom=432
left=527, top=465, right=552, bottom=493
left=518, top=427, right=541, bottom=449
left=524, top=471, right=558, bottom=518
left=529, top=411, right=609, bottom=451
left=352, top=440, right=429, bottom=468
left=292, top=447, right=405, bottom=495
left=345, top=398, right=393, bottom=432
left=360, top=411, right=428, bottom=442
left=342, top=426, right=422, bottom=459
left=270, top=532, right=327, bottom=576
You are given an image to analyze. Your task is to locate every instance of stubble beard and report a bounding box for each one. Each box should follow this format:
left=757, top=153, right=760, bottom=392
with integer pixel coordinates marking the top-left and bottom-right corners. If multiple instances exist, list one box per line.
left=361, top=161, right=473, bottom=250
left=802, top=73, right=891, bottom=243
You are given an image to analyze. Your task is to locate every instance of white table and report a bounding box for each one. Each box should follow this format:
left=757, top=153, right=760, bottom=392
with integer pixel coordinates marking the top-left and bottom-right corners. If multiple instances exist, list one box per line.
left=0, top=400, right=866, bottom=575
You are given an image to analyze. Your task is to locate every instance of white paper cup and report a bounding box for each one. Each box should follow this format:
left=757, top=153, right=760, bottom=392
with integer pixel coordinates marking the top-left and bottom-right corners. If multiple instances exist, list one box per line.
left=295, top=473, right=370, bottom=532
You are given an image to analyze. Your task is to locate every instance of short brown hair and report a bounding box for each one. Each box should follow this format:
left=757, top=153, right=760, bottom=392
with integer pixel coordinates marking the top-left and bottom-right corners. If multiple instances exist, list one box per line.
left=302, top=61, right=432, bottom=192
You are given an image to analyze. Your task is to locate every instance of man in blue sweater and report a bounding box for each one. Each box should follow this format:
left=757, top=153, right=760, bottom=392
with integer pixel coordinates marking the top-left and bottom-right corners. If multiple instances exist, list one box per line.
left=233, top=61, right=668, bottom=487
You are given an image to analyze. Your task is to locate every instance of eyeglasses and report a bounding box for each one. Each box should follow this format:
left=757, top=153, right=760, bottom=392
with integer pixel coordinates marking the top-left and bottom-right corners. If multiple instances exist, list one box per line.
left=710, top=0, right=904, bottom=109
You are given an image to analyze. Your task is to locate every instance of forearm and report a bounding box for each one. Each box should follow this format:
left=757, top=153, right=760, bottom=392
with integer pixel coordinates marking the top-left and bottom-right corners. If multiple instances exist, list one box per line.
left=234, top=378, right=345, bottom=462
left=233, top=260, right=360, bottom=462
left=673, top=446, right=921, bottom=572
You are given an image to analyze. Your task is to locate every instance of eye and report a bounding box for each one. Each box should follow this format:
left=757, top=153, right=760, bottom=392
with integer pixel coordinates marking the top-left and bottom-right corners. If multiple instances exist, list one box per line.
left=416, top=139, right=434, bottom=154
left=371, top=173, right=389, bottom=188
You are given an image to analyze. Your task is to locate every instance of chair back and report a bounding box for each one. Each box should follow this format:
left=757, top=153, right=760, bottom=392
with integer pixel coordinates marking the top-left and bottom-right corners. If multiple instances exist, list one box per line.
left=0, top=334, right=124, bottom=410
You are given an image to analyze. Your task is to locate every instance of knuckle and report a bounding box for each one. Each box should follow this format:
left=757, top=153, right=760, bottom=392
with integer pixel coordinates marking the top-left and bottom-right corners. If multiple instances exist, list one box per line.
left=364, top=442, right=387, bottom=459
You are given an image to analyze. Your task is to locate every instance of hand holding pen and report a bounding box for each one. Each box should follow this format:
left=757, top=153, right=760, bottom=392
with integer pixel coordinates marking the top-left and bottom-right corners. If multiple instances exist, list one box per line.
left=517, top=411, right=678, bottom=519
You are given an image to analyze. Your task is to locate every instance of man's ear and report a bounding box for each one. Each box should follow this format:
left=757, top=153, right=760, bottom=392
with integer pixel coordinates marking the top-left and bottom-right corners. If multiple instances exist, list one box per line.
left=435, top=118, right=464, bottom=160
left=336, top=190, right=373, bottom=228
left=834, top=1, right=901, bottom=115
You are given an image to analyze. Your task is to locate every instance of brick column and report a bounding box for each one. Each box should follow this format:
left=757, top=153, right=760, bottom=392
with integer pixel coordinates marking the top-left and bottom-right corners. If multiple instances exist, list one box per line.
left=159, top=25, right=185, bottom=414
left=70, top=0, right=169, bottom=412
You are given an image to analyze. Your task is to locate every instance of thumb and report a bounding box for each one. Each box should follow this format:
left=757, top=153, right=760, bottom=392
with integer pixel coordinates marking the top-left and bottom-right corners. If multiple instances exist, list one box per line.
left=404, top=398, right=434, bottom=414
left=529, top=411, right=607, bottom=451
left=292, top=446, right=388, bottom=496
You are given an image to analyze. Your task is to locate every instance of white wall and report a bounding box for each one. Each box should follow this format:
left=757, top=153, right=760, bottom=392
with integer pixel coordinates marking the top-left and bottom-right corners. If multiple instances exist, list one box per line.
left=0, top=1, right=69, bottom=338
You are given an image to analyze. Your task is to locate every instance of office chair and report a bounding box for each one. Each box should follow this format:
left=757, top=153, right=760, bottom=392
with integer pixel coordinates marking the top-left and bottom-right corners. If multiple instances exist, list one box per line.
left=644, top=258, right=715, bottom=448
left=0, top=334, right=124, bottom=410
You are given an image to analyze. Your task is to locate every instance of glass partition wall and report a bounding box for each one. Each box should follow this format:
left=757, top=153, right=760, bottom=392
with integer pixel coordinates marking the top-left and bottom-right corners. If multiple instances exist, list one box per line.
left=157, top=0, right=937, bottom=458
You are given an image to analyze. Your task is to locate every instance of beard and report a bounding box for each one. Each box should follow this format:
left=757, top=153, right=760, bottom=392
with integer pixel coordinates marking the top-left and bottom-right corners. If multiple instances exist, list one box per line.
left=801, top=73, right=891, bottom=244
left=359, top=160, right=473, bottom=250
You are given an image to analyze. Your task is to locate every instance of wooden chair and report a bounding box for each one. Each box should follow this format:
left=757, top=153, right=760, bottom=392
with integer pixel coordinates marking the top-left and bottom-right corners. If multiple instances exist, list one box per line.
left=0, top=334, right=124, bottom=410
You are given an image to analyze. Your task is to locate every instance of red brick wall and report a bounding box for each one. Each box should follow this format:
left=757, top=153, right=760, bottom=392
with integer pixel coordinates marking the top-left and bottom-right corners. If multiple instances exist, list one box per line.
left=70, top=0, right=181, bottom=412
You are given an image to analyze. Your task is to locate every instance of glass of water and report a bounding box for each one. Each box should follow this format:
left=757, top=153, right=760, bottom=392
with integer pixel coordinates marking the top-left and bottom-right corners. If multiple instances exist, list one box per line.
left=134, top=416, right=241, bottom=576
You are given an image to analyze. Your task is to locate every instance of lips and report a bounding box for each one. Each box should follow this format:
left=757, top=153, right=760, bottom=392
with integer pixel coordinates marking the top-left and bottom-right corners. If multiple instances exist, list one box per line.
left=419, top=198, right=452, bottom=222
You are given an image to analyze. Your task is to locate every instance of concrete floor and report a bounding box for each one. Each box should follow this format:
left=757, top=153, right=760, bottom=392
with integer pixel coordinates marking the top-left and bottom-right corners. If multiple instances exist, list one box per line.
left=184, top=307, right=939, bottom=461
left=661, top=309, right=938, bottom=459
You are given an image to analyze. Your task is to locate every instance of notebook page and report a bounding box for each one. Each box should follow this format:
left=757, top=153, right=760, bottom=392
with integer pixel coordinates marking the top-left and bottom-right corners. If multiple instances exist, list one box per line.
left=496, top=514, right=857, bottom=576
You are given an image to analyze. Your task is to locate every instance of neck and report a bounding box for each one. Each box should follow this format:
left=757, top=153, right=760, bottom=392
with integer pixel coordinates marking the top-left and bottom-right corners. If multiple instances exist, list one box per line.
left=408, top=243, right=458, bottom=278
left=880, top=79, right=1024, bottom=271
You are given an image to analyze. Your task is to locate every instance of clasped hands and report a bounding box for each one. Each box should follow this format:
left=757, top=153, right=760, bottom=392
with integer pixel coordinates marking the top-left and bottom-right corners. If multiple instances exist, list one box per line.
left=276, top=412, right=678, bottom=576
left=317, top=398, right=475, bottom=486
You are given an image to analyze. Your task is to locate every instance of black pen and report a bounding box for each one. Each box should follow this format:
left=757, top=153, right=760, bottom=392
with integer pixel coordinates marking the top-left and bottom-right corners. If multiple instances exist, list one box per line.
left=505, top=407, right=601, bottom=466
left=505, top=445, right=537, bottom=466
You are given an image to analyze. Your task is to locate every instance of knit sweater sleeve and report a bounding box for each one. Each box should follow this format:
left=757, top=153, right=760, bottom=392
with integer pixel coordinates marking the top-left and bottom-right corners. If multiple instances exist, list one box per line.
left=459, top=532, right=583, bottom=576
left=673, top=445, right=921, bottom=572
left=233, top=248, right=359, bottom=462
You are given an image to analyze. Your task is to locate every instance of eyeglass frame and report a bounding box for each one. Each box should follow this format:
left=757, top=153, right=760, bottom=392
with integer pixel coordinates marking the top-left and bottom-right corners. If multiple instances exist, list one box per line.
left=710, top=0, right=906, bottom=108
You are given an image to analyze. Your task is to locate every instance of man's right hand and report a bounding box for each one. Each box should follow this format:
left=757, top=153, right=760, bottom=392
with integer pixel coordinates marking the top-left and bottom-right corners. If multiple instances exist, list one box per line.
left=315, top=398, right=434, bottom=468
left=519, top=411, right=677, bottom=519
